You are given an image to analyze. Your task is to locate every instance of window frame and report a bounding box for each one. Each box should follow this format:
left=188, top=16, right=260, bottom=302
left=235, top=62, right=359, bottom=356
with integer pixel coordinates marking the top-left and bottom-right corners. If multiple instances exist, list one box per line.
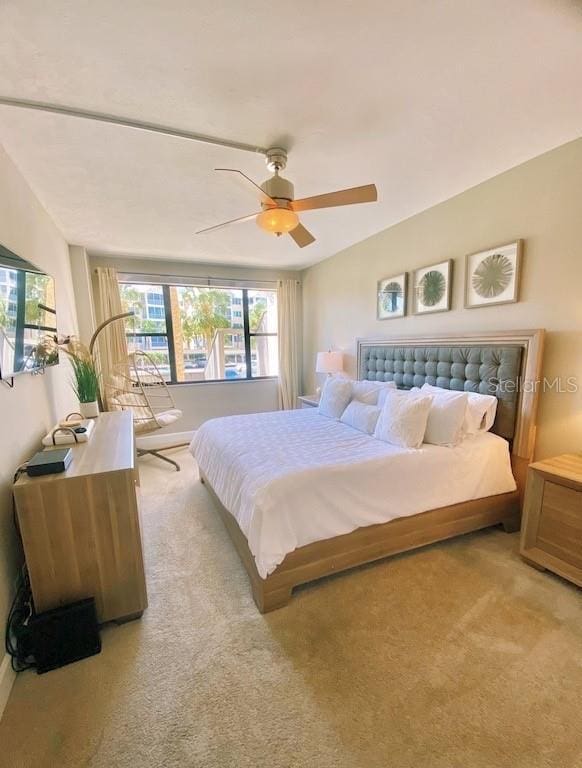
left=120, top=281, right=278, bottom=386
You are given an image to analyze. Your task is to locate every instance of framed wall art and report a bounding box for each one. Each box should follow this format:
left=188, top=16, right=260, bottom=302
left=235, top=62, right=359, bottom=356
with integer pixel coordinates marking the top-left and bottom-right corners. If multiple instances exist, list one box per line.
left=377, top=273, right=407, bottom=320
left=465, top=240, right=523, bottom=309
left=413, top=259, right=453, bottom=315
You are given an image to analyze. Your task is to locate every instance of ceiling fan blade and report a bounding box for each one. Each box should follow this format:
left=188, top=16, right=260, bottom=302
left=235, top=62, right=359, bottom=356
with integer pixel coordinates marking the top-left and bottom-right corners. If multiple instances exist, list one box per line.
left=290, top=183, right=377, bottom=212
left=195, top=211, right=261, bottom=235
left=289, top=223, right=316, bottom=248
left=215, top=168, right=276, bottom=205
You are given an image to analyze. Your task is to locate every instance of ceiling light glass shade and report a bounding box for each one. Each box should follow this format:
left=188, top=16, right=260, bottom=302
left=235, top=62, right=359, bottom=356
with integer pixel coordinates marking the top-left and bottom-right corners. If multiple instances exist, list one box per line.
left=256, top=207, right=299, bottom=235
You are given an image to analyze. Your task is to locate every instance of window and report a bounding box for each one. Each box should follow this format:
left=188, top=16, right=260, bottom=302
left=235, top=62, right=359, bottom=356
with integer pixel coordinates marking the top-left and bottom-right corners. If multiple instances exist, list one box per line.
left=120, top=281, right=278, bottom=384
left=146, top=305, right=165, bottom=320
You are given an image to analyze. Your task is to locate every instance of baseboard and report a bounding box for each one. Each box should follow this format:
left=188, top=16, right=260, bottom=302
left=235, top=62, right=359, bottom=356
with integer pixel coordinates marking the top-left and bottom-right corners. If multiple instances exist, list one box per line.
left=0, top=652, right=16, bottom=720
left=135, top=430, right=195, bottom=450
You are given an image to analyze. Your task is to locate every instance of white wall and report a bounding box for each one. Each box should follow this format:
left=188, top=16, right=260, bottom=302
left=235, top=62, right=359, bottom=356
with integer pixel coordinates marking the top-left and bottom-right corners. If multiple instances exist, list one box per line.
left=169, top=377, right=279, bottom=432
left=302, top=138, right=582, bottom=460
left=89, top=254, right=297, bottom=430
left=0, top=144, right=78, bottom=703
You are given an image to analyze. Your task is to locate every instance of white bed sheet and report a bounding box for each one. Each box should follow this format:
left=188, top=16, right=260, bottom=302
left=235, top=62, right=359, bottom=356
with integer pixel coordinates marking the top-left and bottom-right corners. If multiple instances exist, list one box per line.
left=190, top=409, right=516, bottom=578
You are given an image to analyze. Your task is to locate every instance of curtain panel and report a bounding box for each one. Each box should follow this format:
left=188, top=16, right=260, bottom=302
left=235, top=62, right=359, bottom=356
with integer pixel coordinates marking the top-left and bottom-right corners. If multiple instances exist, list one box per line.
left=277, top=279, right=301, bottom=410
left=94, top=267, right=129, bottom=406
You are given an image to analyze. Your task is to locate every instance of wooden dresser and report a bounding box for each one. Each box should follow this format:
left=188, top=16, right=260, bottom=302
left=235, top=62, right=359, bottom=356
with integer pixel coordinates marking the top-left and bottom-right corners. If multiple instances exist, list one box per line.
left=520, top=454, right=582, bottom=587
left=13, top=411, right=147, bottom=623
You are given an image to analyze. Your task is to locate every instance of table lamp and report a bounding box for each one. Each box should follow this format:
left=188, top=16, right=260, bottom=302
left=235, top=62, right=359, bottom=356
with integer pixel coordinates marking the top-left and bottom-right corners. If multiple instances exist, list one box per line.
left=315, top=350, right=344, bottom=395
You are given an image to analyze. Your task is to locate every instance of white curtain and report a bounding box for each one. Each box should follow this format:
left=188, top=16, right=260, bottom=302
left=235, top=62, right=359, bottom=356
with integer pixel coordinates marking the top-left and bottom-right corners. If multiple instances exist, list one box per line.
left=94, top=267, right=129, bottom=405
left=277, top=279, right=301, bottom=410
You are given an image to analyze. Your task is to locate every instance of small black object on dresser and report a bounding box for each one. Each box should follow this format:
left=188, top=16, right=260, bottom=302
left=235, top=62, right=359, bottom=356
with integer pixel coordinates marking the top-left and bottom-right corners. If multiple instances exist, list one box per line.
left=26, top=448, right=72, bottom=477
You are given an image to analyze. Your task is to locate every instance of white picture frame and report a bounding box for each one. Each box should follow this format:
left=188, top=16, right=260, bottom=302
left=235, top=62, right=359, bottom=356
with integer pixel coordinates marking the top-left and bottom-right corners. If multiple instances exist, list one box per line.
left=413, top=259, right=453, bottom=315
left=465, top=240, right=523, bottom=309
left=377, top=272, right=407, bottom=320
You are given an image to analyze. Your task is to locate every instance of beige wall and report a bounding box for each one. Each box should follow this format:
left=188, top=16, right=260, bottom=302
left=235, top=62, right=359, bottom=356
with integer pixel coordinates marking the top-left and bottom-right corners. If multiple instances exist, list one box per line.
left=302, top=137, right=582, bottom=460
left=0, top=145, right=78, bottom=635
left=69, top=245, right=96, bottom=346
left=89, top=253, right=298, bottom=286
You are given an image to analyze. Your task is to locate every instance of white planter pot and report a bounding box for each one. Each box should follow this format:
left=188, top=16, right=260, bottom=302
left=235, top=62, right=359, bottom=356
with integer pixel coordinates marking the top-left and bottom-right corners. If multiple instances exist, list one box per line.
left=79, top=400, right=99, bottom=419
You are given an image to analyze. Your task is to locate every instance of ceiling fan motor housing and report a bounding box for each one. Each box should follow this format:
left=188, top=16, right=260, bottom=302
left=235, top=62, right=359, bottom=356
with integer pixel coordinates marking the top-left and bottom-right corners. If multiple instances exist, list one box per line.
left=260, top=174, right=294, bottom=205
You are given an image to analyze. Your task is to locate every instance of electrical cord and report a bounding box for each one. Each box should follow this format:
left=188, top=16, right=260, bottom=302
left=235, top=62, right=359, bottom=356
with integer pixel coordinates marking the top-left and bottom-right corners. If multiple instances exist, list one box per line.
left=5, top=462, right=36, bottom=672
left=5, top=574, right=36, bottom=672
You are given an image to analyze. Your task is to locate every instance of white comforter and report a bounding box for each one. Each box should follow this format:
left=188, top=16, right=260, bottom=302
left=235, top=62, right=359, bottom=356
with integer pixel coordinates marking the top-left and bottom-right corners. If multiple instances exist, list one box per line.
left=191, top=409, right=516, bottom=578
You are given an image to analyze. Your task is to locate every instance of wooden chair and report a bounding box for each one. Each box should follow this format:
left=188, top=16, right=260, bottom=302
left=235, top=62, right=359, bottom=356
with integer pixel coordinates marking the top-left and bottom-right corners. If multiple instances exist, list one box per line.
left=105, top=351, right=184, bottom=471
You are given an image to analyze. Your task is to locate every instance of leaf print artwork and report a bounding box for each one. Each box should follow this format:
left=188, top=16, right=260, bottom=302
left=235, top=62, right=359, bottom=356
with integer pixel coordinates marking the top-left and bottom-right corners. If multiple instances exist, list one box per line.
left=418, top=270, right=445, bottom=307
left=472, top=253, right=513, bottom=298
left=381, top=281, right=403, bottom=312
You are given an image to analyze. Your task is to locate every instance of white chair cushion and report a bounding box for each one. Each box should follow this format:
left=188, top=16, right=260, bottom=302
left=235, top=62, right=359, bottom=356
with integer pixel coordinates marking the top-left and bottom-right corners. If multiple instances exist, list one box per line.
left=154, top=409, right=183, bottom=427
left=133, top=408, right=183, bottom=434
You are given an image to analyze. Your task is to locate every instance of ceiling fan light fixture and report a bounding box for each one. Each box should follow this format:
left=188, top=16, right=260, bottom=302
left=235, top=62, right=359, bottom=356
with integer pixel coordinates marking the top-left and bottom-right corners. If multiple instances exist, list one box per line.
left=256, top=207, right=299, bottom=236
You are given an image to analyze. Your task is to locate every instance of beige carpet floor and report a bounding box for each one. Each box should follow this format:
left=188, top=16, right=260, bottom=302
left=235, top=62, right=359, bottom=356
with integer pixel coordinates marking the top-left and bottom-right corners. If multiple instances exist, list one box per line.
left=1, top=448, right=582, bottom=768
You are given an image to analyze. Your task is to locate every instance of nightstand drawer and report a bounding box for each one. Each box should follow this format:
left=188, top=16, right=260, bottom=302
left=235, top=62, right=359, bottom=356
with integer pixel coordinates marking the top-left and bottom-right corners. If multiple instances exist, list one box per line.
left=521, top=455, right=582, bottom=588
left=538, top=482, right=582, bottom=569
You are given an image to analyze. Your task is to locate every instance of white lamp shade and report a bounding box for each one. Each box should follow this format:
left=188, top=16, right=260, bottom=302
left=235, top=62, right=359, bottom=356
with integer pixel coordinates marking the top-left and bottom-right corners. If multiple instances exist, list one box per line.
left=316, top=351, right=344, bottom=374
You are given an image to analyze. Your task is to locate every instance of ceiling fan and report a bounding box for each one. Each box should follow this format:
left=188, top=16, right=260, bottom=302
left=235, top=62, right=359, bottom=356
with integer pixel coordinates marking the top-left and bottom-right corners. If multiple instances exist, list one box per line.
left=196, top=148, right=378, bottom=248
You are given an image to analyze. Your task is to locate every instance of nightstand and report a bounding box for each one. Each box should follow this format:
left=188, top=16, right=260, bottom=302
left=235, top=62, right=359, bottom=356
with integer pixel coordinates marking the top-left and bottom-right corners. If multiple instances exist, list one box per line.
left=520, top=454, right=582, bottom=587
left=297, top=395, right=319, bottom=409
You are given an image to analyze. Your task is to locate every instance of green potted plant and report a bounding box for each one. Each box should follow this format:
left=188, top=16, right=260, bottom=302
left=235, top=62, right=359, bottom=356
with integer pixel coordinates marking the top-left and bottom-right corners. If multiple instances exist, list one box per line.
left=58, top=337, right=100, bottom=418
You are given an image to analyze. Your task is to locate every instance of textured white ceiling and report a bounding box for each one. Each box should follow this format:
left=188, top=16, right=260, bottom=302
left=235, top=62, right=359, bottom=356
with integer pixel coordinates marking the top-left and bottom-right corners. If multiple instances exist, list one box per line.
left=1, top=0, right=581, bottom=269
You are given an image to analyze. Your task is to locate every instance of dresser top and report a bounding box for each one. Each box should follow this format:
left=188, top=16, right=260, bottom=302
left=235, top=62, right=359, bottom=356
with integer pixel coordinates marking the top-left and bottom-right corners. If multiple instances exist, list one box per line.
left=15, top=410, right=135, bottom=486
left=530, top=453, right=582, bottom=485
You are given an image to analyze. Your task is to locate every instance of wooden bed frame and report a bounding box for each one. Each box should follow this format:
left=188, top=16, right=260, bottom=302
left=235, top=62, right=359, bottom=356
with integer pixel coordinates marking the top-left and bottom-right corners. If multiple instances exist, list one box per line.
left=200, top=329, right=545, bottom=613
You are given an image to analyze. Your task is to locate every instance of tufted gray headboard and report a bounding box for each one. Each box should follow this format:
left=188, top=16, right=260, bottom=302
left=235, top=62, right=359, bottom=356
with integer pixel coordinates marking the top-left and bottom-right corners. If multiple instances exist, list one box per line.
left=357, top=335, right=534, bottom=442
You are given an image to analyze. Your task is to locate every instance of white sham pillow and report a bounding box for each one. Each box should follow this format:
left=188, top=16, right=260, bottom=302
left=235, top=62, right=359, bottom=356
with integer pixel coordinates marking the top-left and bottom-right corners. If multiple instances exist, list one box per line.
left=467, top=392, right=498, bottom=432
left=340, top=400, right=381, bottom=434
left=318, top=376, right=353, bottom=419
left=420, top=383, right=498, bottom=434
left=374, top=389, right=433, bottom=449
left=351, top=379, right=397, bottom=405
left=423, top=391, right=468, bottom=446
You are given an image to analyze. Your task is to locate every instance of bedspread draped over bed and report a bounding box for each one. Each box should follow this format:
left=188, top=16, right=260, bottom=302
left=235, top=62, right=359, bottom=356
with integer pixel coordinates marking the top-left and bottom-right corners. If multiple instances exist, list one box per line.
left=191, top=409, right=516, bottom=578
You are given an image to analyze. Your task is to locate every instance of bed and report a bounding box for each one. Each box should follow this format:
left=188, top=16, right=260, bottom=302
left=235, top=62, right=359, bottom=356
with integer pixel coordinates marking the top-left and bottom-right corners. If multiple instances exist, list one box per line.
left=192, top=329, right=544, bottom=612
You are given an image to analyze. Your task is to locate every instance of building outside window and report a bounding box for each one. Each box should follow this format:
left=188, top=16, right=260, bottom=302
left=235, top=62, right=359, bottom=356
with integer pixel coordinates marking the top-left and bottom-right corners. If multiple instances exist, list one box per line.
left=119, top=281, right=278, bottom=384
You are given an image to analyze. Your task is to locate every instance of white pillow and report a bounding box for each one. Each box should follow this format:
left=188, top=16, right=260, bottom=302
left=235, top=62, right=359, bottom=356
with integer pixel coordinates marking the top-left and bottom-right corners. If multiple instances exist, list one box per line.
left=423, top=391, right=468, bottom=446
left=351, top=379, right=397, bottom=405
left=318, top=377, right=353, bottom=419
left=420, top=383, right=498, bottom=434
left=340, top=401, right=381, bottom=434
left=467, top=392, right=498, bottom=432
left=377, top=383, right=398, bottom=409
left=374, top=389, right=433, bottom=449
